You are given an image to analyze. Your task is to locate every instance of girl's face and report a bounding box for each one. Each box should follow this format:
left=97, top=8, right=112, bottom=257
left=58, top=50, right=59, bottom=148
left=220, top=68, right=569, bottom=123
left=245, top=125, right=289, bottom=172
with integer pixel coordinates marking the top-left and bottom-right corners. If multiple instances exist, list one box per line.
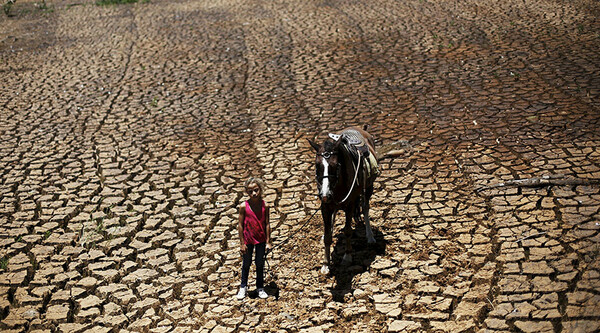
left=246, top=182, right=262, bottom=200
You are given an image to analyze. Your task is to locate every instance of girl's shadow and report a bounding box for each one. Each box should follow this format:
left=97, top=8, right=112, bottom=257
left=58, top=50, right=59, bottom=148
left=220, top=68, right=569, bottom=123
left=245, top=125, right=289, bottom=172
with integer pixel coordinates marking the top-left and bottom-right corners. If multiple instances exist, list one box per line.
left=246, top=283, right=279, bottom=299
left=264, top=281, right=280, bottom=299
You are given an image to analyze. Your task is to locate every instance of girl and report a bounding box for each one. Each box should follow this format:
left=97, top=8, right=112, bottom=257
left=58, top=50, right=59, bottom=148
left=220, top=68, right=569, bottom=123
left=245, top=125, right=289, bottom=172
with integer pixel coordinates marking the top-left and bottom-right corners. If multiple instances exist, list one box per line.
left=237, top=177, right=272, bottom=300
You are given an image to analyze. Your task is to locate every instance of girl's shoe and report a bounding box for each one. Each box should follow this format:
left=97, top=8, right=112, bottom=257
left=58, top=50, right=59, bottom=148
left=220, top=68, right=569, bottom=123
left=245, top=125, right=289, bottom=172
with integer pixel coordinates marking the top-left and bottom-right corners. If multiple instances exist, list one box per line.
left=236, top=287, right=247, bottom=300
left=258, top=288, right=268, bottom=299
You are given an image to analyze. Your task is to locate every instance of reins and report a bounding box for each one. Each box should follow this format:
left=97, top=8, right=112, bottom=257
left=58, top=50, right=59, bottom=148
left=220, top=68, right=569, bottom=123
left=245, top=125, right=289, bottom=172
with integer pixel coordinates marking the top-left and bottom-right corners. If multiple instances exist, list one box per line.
left=339, top=149, right=361, bottom=204
left=319, top=145, right=363, bottom=205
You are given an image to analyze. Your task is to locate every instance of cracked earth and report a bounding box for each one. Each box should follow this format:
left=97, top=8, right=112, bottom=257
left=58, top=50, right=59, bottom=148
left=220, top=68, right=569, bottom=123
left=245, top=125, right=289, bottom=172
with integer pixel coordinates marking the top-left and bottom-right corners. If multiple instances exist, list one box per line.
left=1, top=0, right=600, bottom=332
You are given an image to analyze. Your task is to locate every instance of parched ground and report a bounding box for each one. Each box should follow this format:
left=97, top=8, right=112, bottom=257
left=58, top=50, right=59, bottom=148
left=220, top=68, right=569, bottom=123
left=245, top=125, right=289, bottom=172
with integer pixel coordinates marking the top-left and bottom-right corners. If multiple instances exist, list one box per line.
left=1, top=0, right=600, bottom=332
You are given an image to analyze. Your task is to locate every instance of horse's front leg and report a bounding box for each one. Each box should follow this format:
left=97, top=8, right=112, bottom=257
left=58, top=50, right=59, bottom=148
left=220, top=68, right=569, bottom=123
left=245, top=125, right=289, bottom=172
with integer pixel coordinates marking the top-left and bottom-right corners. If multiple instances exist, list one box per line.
left=342, top=209, right=353, bottom=265
left=363, top=195, right=376, bottom=244
left=321, top=208, right=335, bottom=274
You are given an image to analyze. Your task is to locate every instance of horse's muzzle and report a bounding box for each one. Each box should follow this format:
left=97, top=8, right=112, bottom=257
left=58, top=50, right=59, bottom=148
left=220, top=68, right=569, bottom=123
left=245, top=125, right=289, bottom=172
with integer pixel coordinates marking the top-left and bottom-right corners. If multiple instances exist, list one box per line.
left=320, top=194, right=331, bottom=203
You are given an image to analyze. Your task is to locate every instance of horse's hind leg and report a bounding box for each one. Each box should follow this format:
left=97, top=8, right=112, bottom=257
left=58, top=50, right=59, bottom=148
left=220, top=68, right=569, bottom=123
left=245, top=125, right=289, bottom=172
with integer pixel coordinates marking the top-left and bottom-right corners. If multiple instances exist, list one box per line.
left=364, top=189, right=376, bottom=244
left=353, top=198, right=363, bottom=226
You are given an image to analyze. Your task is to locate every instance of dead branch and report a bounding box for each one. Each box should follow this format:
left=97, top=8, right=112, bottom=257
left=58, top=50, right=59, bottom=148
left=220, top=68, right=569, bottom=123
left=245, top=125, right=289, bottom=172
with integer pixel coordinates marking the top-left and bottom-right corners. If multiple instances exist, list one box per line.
left=377, top=140, right=414, bottom=160
left=476, top=175, right=600, bottom=193
left=516, top=232, right=547, bottom=243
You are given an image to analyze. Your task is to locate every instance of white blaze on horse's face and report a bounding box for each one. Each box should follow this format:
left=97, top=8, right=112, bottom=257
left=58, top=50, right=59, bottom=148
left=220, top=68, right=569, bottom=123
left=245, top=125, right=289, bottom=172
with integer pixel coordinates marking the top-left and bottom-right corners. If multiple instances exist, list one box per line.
left=320, top=157, right=330, bottom=202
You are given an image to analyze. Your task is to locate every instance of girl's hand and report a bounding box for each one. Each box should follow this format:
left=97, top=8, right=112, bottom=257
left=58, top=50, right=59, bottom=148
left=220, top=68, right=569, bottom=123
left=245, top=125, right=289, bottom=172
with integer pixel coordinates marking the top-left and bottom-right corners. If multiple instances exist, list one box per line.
left=240, top=244, right=248, bottom=255
left=266, top=242, right=273, bottom=254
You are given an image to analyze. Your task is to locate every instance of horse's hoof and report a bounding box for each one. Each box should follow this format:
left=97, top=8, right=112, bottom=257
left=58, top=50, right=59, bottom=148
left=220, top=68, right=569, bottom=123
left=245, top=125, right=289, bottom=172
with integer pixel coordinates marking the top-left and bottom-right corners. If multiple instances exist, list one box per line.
left=320, top=265, right=330, bottom=275
left=342, top=253, right=352, bottom=265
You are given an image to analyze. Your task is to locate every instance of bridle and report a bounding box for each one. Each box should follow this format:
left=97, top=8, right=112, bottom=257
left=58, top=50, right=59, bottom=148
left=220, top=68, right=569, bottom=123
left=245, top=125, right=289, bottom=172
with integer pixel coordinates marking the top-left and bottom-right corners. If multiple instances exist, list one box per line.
left=316, top=151, right=340, bottom=183
left=317, top=148, right=362, bottom=205
left=319, top=151, right=335, bottom=159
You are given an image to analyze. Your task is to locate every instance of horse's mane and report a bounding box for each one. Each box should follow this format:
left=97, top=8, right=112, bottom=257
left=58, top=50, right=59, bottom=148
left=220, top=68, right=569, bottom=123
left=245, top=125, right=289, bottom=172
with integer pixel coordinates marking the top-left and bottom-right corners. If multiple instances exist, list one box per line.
left=322, top=139, right=337, bottom=153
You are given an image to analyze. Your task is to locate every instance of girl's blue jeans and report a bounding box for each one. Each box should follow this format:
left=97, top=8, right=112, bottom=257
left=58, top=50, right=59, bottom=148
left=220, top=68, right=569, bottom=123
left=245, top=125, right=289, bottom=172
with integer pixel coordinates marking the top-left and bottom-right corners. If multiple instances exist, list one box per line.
left=241, top=242, right=265, bottom=289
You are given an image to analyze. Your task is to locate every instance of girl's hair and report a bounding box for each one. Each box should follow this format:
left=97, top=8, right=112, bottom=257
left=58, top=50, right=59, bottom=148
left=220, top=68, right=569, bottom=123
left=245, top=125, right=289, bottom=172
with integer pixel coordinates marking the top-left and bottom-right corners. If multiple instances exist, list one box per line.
left=244, top=177, right=265, bottom=192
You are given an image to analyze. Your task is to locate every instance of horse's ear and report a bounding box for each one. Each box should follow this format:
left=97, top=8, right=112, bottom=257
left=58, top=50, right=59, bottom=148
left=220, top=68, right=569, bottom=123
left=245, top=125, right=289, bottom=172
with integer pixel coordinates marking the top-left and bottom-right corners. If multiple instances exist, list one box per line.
left=332, top=136, right=343, bottom=149
left=307, top=139, right=321, bottom=152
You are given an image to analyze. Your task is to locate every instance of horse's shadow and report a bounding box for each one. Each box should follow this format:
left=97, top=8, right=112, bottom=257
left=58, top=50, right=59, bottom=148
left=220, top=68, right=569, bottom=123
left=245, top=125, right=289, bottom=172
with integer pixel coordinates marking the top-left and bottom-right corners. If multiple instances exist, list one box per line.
left=329, top=225, right=387, bottom=302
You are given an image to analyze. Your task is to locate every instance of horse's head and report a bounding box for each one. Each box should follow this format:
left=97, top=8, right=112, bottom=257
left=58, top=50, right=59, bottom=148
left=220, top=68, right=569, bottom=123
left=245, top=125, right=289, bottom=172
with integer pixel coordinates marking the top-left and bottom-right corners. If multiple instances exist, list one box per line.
left=308, top=138, right=342, bottom=204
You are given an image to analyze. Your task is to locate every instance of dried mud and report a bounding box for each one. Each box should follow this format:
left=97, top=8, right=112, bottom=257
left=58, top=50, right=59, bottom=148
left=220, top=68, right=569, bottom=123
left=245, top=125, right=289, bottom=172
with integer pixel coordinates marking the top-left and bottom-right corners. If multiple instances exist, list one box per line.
left=1, top=0, right=600, bottom=332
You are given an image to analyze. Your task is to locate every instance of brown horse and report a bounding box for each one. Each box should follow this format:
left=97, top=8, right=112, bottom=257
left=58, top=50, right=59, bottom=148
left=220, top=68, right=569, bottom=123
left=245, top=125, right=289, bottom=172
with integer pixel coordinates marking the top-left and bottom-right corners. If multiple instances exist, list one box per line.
left=308, top=126, right=379, bottom=274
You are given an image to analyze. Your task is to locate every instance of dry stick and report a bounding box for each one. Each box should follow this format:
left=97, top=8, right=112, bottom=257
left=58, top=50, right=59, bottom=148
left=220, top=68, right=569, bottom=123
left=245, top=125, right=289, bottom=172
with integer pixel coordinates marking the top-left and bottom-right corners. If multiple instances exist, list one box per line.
left=476, top=175, right=600, bottom=193
left=516, top=231, right=547, bottom=243
left=503, top=231, right=550, bottom=250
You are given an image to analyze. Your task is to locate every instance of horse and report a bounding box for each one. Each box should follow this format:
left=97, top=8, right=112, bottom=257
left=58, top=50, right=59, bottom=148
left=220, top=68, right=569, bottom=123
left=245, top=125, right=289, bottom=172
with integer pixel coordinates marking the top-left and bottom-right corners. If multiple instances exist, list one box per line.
left=308, top=126, right=379, bottom=274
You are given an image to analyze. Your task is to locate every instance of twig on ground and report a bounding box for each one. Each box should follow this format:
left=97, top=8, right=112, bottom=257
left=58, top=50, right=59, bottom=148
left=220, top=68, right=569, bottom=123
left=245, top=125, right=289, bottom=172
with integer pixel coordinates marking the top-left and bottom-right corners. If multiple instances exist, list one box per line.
left=377, top=140, right=414, bottom=160
left=476, top=175, right=600, bottom=193
left=516, top=232, right=547, bottom=243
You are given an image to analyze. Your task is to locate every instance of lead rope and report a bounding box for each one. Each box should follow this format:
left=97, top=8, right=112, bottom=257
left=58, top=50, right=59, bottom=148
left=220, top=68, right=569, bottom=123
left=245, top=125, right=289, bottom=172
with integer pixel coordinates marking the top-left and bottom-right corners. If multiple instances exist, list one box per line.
left=264, top=203, right=322, bottom=280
